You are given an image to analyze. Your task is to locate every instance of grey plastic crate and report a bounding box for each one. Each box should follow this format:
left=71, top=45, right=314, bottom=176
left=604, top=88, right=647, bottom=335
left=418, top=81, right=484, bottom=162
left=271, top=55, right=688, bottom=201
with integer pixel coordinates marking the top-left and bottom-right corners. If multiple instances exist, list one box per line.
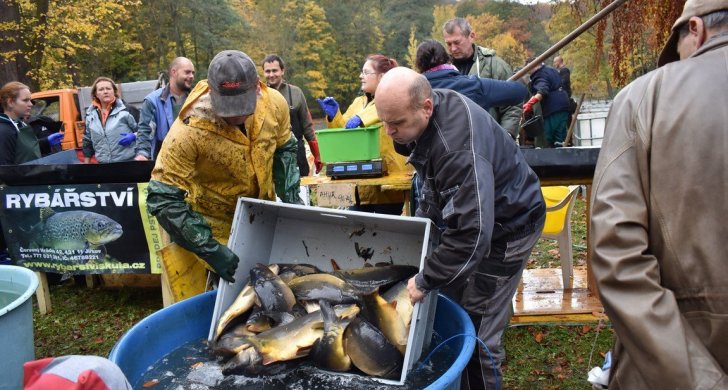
left=209, top=198, right=439, bottom=386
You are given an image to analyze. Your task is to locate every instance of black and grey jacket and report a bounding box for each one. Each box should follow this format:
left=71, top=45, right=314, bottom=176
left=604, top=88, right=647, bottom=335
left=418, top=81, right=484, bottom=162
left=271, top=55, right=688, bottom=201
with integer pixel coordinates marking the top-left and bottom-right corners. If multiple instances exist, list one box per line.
left=407, top=89, right=545, bottom=292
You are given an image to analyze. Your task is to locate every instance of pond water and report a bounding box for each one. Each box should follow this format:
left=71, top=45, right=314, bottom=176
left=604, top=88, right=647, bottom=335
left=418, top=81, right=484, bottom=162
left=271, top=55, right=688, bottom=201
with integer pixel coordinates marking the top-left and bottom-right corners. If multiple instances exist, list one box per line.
left=136, top=331, right=458, bottom=390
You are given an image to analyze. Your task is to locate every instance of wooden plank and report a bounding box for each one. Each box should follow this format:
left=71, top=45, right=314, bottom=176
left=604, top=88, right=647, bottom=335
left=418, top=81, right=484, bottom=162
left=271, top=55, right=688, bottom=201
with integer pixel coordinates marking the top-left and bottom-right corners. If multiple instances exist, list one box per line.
left=34, top=271, right=51, bottom=315
left=512, top=267, right=604, bottom=324
left=160, top=267, right=174, bottom=308
left=514, top=288, right=601, bottom=315
left=510, top=312, right=607, bottom=325
left=585, top=185, right=599, bottom=296
left=301, top=171, right=413, bottom=187
left=85, top=274, right=99, bottom=288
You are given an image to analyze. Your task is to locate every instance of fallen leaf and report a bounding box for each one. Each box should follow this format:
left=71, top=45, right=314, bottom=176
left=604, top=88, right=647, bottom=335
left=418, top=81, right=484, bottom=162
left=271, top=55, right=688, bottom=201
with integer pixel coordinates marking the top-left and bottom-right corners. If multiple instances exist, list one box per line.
left=581, top=324, right=591, bottom=334
left=534, top=331, right=544, bottom=343
left=94, top=337, right=104, bottom=344
left=143, top=379, right=159, bottom=388
left=548, top=249, right=559, bottom=255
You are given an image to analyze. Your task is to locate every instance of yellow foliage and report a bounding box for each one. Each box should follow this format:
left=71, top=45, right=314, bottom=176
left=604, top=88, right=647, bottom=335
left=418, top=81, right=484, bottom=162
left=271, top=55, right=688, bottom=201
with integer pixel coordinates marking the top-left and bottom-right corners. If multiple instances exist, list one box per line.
left=430, top=4, right=456, bottom=42
left=546, top=2, right=610, bottom=98
left=465, top=13, right=504, bottom=42
left=305, top=70, right=327, bottom=98
left=405, top=25, right=418, bottom=68
left=5, top=0, right=140, bottom=89
left=483, top=32, right=528, bottom=71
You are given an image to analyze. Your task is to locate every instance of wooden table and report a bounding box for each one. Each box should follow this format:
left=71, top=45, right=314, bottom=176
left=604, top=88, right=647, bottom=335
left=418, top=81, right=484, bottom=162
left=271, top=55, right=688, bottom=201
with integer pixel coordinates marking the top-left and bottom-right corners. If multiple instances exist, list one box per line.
left=301, top=172, right=414, bottom=213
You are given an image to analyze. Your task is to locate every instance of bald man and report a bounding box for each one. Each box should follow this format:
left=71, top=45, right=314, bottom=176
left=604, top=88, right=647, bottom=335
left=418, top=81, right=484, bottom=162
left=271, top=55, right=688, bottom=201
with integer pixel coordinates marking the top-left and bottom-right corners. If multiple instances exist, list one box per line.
left=136, top=57, right=196, bottom=160
left=376, top=67, right=545, bottom=390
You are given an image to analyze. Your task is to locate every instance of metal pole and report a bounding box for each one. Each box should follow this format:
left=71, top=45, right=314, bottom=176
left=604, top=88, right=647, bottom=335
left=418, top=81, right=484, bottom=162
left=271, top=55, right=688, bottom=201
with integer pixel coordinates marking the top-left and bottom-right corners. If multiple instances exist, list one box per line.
left=509, top=0, right=629, bottom=81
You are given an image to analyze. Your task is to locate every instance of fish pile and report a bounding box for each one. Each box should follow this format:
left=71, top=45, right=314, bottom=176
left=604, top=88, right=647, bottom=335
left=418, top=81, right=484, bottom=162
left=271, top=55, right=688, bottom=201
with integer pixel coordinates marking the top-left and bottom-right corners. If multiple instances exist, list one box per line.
left=211, top=262, right=419, bottom=381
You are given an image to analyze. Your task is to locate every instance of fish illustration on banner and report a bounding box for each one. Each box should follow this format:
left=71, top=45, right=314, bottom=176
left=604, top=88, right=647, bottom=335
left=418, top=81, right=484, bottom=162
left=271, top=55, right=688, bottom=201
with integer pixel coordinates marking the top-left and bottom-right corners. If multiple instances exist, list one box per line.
left=0, top=183, right=162, bottom=274
left=27, top=207, right=124, bottom=262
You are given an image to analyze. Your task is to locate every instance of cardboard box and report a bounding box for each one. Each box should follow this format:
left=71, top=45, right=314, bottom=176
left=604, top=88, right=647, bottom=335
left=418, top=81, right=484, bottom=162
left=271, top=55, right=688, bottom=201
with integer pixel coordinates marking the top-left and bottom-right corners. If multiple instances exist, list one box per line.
left=315, top=126, right=381, bottom=163
left=209, top=198, right=438, bottom=386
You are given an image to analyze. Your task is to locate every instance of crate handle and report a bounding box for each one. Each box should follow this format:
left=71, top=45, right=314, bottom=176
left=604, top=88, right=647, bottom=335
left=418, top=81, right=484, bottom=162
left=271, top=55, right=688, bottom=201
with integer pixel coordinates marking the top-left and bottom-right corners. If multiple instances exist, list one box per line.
left=318, top=213, right=348, bottom=219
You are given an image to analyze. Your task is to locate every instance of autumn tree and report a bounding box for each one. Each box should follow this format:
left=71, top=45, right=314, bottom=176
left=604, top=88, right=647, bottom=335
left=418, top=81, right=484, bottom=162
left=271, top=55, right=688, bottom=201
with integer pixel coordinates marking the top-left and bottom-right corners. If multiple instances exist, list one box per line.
left=484, top=32, right=528, bottom=71
left=287, top=1, right=335, bottom=98
left=455, top=0, right=551, bottom=65
left=132, top=0, right=245, bottom=81
left=0, top=0, right=45, bottom=88
left=466, top=13, right=504, bottom=42
left=546, top=1, right=612, bottom=97
left=5, top=0, right=142, bottom=89
left=382, top=0, right=436, bottom=61
left=317, top=0, right=384, bottom=108
left=596, top=0, right=684, bottom=86
left=430, top=4, right=456, bottom=42
left=405, top=25, right=419, bottom=68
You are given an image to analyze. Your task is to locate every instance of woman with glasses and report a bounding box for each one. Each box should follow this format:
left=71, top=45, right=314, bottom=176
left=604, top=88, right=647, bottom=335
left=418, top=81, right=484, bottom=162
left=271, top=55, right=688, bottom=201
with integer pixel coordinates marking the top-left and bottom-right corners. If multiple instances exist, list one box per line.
left=316, top=54, right=410, bottom=215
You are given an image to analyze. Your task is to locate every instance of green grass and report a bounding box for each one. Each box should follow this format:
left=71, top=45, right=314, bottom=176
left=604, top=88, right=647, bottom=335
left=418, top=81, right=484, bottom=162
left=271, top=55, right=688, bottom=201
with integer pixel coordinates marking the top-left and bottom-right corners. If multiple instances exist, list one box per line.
left=33, top=281, right=161, bottom=358
left=31, top=194, right=613, bottom=389
left=503, top=323, right=612, bottom=389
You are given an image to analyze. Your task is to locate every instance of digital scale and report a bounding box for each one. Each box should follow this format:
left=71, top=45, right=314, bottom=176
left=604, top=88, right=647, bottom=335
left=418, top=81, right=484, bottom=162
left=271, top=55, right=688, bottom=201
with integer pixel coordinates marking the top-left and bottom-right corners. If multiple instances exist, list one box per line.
left=326, top=159, right=386, bottom=179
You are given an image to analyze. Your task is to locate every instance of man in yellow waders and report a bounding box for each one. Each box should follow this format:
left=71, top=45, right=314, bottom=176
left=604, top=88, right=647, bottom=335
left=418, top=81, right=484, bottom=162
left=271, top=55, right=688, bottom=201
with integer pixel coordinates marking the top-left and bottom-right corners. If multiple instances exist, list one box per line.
left=146, top=50, right=301, bottom=303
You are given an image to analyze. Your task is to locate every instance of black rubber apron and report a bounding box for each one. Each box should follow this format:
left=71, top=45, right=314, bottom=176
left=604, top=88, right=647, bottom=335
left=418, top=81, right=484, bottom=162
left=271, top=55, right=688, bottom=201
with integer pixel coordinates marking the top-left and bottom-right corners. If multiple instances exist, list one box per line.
left=286, top=85, right=309, bottom=176
left=14, top=122, right=42, bottom=164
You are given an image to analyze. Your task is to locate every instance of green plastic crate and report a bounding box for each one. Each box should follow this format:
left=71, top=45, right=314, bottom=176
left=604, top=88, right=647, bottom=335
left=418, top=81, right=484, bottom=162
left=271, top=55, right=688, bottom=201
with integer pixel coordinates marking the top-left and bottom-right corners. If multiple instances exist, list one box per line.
left=315, top=125, right=381, bottom=163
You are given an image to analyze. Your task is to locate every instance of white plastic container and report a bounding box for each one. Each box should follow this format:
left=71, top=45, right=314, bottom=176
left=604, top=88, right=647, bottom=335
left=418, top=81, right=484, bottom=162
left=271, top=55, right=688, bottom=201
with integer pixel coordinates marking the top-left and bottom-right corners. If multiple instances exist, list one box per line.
left=575, top=111, right=608, bottom=146
left=209, top=198, right=438, bottom=386
left=0, top=265, right=39, bottom=390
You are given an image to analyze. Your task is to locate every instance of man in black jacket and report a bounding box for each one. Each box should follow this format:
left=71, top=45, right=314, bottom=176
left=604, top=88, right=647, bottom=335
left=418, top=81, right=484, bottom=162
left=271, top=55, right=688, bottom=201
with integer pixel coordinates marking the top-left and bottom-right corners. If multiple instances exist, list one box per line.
left=377, top=67, right=545, bottom=390
left=553, top=56, right=572, bottom=98
left=524, top=59, right=571, bottom=147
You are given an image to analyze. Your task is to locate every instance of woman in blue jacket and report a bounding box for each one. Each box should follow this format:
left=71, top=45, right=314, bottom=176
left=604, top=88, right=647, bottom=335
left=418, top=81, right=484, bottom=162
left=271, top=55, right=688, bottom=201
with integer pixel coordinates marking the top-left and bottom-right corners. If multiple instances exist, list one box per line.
left=415, top=39, right=527, bottom=140
left=82, top=77, right=138, bottom=163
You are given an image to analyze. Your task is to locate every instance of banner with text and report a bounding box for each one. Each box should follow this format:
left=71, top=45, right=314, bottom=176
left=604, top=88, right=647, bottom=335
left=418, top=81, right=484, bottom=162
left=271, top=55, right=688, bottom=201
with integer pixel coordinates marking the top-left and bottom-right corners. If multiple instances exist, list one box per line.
left=0, top=183, right=162, bottom=274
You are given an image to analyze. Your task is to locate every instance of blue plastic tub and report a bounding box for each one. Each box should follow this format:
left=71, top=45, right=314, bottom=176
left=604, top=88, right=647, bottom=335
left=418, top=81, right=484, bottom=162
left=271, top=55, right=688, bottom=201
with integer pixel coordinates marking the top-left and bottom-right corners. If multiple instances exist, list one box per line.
left=110, top=291, right=475, bottom=389
left=0, top=265, right=39, bottom=390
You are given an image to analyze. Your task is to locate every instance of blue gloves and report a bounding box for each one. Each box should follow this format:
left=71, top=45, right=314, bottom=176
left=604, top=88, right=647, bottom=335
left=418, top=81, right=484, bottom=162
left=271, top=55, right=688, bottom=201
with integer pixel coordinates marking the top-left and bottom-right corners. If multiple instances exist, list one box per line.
left=345, top=115, right=363, bottom=129
left=316, top=97, right=339, bottom=120
left=47, top=132, right=64, bottom=146
left=118, top=132, right=136, bottom=147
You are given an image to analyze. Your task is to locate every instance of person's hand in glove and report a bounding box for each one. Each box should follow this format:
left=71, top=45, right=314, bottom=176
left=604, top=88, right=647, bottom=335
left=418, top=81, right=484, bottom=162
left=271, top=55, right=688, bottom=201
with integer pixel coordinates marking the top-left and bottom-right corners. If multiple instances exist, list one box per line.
left=316, top=97, right=339, bottom=121
left=308, top=139, right=323, bottom=174
left=523, top=95, right=540, bottom=115
left=345, top=115, right=363, bottom=129
left=206, top=244, right=239, bottom=283
left=118, top=132, right=136, bottom=147
left=47, top=132, right=64, bottom=146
